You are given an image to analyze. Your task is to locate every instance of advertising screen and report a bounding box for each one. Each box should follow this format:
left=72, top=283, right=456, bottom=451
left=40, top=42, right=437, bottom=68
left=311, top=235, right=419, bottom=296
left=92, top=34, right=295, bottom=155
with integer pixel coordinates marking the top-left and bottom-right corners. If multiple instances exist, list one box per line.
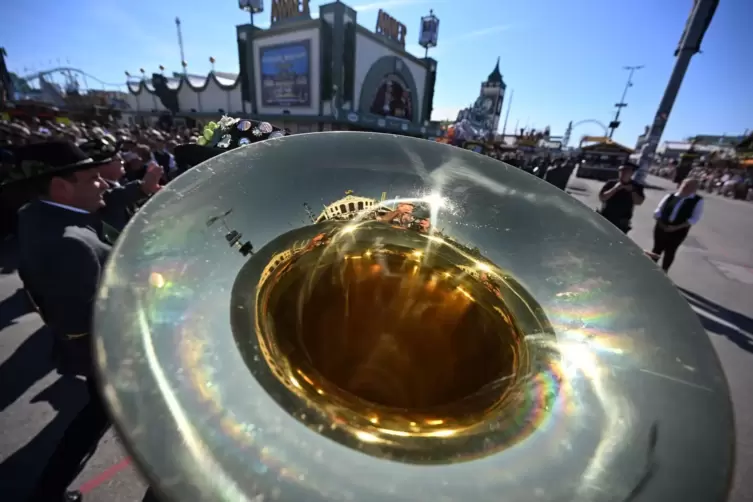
left=259, top=41, right=311, bottom=107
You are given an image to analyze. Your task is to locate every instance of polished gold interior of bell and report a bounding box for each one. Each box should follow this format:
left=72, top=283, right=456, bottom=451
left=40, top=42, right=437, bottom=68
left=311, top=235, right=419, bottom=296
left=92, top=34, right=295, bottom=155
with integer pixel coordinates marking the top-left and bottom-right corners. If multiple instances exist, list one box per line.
left=249, top=221, right=553, bottom=460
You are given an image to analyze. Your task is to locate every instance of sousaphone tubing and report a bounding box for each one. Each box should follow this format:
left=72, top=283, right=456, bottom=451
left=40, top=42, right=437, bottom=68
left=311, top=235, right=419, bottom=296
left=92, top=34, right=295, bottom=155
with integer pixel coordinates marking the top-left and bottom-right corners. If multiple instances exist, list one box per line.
left=94, top=132, right=734, bottom=502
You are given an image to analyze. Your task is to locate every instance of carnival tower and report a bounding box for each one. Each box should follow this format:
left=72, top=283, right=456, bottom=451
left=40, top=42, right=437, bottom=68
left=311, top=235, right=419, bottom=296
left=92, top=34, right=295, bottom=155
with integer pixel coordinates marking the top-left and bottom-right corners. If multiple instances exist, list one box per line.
left=479, top=57, right=506, bottom=134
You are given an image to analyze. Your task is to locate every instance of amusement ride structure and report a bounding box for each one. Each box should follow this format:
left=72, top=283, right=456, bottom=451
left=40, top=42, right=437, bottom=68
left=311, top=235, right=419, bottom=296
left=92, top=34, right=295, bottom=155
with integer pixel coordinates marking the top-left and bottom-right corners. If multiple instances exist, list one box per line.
left=0, top=48, right=131, bottom=121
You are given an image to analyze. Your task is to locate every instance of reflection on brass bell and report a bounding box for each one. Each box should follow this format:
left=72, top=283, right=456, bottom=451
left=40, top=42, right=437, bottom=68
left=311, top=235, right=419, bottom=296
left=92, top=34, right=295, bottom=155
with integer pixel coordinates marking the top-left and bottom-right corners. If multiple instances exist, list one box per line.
left=94, top=132, right=734, bottom=502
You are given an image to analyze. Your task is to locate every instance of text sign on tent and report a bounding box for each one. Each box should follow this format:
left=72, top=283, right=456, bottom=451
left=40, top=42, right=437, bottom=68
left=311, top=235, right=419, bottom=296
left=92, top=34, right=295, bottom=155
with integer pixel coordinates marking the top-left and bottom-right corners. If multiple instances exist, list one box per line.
left=271, top=0, right=311, bottom=25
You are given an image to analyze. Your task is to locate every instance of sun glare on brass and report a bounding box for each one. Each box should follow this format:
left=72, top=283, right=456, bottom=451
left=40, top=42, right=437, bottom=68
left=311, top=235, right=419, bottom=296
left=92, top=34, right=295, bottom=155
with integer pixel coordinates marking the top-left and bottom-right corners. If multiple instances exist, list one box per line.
left=95, top=132, right=735, bottom=502
left=231, top=220, right=553, bottom=463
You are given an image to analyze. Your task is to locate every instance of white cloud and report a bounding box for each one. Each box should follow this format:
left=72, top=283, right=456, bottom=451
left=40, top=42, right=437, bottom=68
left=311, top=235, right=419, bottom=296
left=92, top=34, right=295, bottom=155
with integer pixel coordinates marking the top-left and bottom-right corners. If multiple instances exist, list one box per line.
left=448, top=24, right=512, bottom=42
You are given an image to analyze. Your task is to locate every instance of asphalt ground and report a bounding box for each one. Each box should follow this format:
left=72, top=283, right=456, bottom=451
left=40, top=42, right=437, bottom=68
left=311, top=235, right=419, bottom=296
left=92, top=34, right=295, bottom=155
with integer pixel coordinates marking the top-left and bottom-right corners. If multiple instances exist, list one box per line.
left=0, top=172, right=751, bottom=502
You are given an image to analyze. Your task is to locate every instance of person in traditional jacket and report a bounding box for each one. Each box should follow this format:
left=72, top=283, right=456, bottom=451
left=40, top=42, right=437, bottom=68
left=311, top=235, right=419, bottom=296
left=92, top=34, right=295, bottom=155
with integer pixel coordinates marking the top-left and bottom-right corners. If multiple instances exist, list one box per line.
left=648, top=178, right=704, bottom=272
left=80, top=138, right=163, bottom=230
left=2, top=140, right=118, bottom=502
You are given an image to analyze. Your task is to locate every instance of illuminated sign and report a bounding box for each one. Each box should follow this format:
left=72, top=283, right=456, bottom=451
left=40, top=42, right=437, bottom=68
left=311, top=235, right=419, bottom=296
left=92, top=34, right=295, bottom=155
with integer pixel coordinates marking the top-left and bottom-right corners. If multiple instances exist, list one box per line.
left=375, top=9, right=407, bottom=47
left=271, top=0, right=310, bottom=24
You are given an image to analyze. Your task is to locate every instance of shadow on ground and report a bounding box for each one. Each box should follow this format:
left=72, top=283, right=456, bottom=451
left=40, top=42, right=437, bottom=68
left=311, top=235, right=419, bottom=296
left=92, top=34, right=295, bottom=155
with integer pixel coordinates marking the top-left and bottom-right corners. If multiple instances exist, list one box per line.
left=0, top=325, right=55, bottom=412
left=0, top=238, right=18, bottom=275
left=0, top=287, right=35, bottom=331
left=0, top=377, right=88, bottom=501
left=679, top=287, right=753, bottom=354
left=566, top=186, right=589, bottom=194
left=642, top=184, right=666, bottom=191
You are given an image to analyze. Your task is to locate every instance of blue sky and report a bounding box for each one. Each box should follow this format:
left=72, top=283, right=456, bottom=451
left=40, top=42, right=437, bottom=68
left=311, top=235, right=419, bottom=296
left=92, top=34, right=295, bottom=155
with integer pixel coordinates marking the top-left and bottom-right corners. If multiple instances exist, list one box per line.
left=1, top=0, right=749, bottom=145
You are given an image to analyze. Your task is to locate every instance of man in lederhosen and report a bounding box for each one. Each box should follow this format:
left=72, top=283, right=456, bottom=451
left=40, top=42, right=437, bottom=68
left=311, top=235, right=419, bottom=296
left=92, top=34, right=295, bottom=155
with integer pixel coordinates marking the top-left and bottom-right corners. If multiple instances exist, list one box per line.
left=4, top=140, right=159, bottom=502
left=648, top=178, right=704, bottom=273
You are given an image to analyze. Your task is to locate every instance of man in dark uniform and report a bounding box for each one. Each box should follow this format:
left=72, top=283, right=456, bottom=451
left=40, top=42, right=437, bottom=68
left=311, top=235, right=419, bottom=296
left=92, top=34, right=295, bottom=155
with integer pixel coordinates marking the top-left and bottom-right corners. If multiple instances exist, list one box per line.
left=2, top=140, right=154, bottom=502
left=597, top=163, right=646, bottom=234
left=649, top=178, right=704, bottom=272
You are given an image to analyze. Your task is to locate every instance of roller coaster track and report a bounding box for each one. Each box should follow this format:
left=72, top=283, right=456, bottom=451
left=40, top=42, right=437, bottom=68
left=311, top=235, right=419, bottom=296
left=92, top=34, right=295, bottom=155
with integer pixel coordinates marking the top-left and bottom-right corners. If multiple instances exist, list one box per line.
left=561, top=119, right=609, bottom=148
left=571, top=119, right=609, bottom=136
left=20, top=67, right=126, bottom=89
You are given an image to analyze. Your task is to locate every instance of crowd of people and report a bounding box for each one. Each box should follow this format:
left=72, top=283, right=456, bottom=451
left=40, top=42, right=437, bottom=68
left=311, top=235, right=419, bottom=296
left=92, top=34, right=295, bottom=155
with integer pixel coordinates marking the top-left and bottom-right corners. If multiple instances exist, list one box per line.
left=0, top=115, right=221, bottom=146
left=649, top=159, right=752, bottom=200
left=492, top=153, right=580, bottom=190
left=693, top=167, right=751, bottom=198
left=0, top=116, right=190, bottom=173
left=0, top=117, right=207, bottom=237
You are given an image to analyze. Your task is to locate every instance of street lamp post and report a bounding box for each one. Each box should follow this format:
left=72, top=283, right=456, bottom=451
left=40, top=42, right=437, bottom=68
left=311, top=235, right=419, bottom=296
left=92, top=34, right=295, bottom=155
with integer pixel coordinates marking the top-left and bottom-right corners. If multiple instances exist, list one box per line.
left=608, top=65, right=643, bottom=139
left=635, top=0, right=719, bottom=184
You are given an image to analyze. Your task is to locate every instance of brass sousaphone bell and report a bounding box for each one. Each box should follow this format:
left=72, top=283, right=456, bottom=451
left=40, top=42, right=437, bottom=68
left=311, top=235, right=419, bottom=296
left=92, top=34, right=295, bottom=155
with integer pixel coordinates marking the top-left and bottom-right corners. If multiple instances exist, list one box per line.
left=94, top=132, right=734, bottom=502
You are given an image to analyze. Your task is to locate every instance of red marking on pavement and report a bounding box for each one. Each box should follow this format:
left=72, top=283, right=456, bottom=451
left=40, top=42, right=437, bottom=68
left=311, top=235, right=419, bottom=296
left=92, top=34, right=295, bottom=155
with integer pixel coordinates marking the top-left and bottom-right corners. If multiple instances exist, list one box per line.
left=79, top=457, right=132, bottom=494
